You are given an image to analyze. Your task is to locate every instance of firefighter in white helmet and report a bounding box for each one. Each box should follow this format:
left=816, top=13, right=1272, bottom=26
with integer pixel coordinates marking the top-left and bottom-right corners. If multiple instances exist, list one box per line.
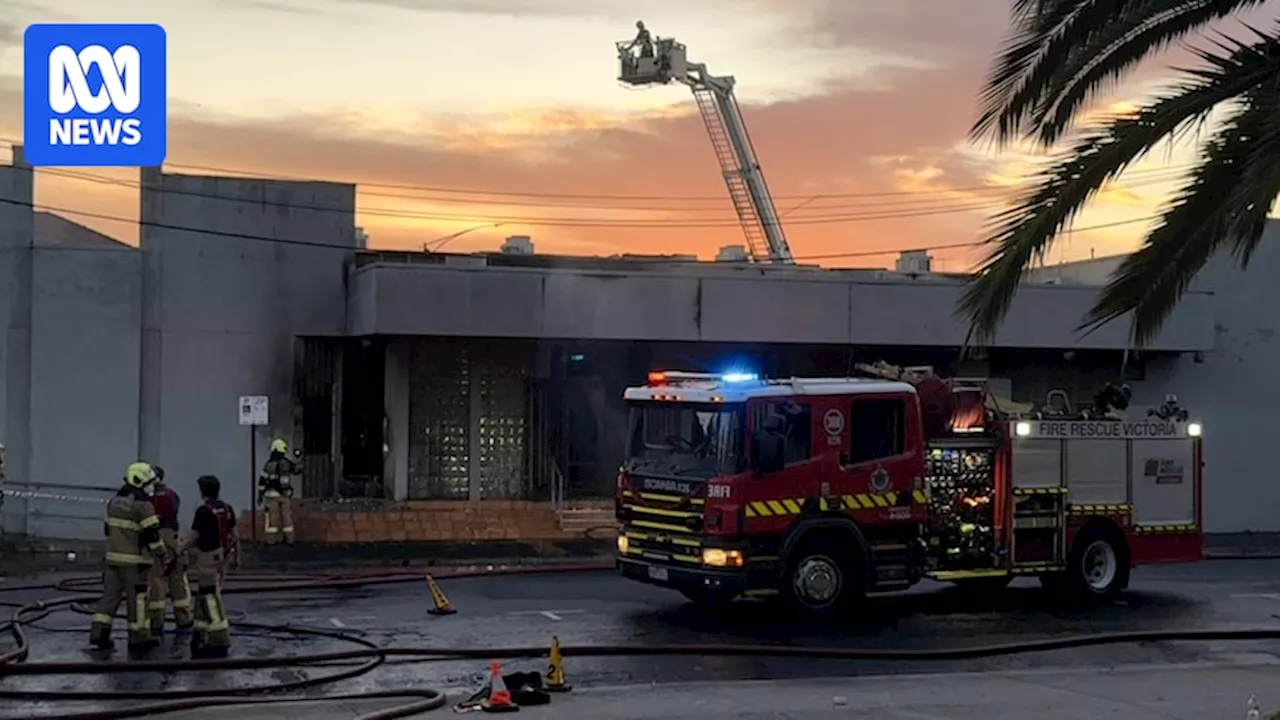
left=257, top=438, right=301, bottom=544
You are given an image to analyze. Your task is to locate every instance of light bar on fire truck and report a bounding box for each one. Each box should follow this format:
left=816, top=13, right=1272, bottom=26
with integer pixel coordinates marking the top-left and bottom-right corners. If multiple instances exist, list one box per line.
left=646, top=370, right=759, bottom=387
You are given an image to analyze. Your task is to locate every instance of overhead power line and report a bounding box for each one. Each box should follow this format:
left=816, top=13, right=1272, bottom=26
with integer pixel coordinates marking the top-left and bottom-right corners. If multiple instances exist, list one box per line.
left=22, top=164, right=1187, bottom=229
left=1, top=137, right=1192, bottom=208
left=0, top=195, right=1156, bottom=262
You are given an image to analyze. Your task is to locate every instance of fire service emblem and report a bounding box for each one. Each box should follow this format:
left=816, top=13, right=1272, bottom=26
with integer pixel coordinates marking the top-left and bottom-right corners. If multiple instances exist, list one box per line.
left=870, top=467, right=890, bottom=492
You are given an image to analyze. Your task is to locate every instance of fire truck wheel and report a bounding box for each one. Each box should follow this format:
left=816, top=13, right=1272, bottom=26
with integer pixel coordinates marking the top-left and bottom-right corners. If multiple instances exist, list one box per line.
left=1065, top=525, right=1129, bottom=601
left=783, top=537, right=863, bottom=617
left=679, top=588, right=737, bottom=608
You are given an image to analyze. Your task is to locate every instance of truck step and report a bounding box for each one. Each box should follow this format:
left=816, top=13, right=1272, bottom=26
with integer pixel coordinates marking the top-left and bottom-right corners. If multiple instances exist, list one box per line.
left=873, top=563, right=910, bottom=584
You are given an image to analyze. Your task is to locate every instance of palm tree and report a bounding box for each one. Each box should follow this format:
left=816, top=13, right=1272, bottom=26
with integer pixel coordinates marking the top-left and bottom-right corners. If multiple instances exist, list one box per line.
left=959, top=0, right=1279, bottom=346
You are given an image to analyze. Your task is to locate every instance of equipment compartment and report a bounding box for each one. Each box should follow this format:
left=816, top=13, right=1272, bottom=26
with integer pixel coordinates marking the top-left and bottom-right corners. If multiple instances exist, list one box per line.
left=923, top=440, right=999, bottom=570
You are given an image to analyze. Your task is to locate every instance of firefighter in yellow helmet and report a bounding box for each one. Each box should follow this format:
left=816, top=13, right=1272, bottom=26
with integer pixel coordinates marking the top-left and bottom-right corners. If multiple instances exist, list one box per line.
left=257, top=438, right=301, bottom=544
left=89, top=462, right=171, bottom=653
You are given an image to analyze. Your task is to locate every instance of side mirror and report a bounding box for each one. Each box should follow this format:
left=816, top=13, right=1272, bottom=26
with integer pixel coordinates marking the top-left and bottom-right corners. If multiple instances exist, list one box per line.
left=750, top=431, right=785, bottom=475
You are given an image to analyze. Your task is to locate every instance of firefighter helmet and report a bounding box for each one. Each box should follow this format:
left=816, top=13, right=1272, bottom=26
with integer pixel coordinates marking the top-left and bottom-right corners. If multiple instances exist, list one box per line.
left=125, top=462, right=157, bottom=489
left=270, top=438, right=288, bottom=454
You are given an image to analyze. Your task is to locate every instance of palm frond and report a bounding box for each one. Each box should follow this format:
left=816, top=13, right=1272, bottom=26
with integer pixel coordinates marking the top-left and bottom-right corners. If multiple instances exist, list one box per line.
left=957, top=30, right=1280, bottom=345
left=972, top=0, right=1263, bottom=148
left=1033, top=0, right=1273, bottom=146
left=1083, top=69, right=1280, bottom=343
left=972, top=0, right=1100, bottom=144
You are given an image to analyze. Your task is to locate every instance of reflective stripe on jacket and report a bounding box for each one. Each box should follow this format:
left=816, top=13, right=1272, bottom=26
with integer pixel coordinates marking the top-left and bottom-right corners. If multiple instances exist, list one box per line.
left=105, top=494, right=166, bottom=566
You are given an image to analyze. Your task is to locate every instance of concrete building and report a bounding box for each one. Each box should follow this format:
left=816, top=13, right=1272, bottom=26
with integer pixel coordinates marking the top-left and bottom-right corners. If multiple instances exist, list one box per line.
left=0, top=144, right=1273, bottom=548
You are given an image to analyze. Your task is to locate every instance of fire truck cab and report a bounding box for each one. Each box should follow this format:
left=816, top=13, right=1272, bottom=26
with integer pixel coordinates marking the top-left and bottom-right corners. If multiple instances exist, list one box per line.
left=615, top=369, right=1204, bottom=616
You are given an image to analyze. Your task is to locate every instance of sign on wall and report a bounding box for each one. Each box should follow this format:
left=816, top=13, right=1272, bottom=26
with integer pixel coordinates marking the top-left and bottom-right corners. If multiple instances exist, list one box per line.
left=238, top=395, right=269, bottom=426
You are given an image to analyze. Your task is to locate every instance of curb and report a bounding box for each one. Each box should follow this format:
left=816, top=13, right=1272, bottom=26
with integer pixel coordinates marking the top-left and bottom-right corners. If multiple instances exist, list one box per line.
left=1203, top=552, right=1280, bottom=560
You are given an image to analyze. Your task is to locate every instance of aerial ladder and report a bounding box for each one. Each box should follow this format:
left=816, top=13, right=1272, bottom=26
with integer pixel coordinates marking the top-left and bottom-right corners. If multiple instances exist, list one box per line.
left=615, top=23, right=795, bottom=264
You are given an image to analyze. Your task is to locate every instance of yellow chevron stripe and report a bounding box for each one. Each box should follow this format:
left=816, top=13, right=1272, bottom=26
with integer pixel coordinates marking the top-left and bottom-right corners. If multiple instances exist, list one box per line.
left=1133, top=524, right=1196, bottom=534
left=1068, top=504, right=1132, bottom=515
left=747, top=492, right=919, bottom=520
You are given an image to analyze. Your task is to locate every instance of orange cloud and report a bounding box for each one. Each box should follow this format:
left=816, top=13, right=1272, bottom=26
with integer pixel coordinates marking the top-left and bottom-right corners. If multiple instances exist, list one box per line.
left=0, top=0, right=1207, bottom=272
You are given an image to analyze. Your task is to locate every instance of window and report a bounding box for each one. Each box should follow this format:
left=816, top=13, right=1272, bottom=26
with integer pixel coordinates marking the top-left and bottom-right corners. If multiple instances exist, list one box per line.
left=625, top=403, right=746, bottom=477
left=847, top=399, right=905, bottom=464
left=752, top=401, right=812, bottom=465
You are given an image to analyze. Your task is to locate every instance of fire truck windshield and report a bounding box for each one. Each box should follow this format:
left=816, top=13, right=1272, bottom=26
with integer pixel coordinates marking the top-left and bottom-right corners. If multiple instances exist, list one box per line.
left=624, top=402, right=746, bottom=479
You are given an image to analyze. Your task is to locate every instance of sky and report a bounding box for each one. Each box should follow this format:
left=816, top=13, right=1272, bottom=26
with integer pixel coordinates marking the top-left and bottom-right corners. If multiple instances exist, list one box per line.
left=0, top=0, right=1235, bottom=270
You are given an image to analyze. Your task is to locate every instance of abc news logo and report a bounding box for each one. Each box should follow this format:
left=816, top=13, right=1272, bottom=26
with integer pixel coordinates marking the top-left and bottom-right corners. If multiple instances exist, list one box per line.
left=47, top=44, right=143, bottom=147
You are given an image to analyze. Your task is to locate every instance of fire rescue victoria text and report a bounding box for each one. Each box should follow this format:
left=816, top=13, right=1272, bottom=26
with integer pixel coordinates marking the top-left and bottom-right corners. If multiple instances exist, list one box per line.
left=1033, top=420, right=1181, bottom=439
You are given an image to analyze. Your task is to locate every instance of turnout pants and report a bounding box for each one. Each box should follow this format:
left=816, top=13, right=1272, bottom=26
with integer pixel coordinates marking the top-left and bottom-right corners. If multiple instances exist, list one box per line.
left=148, top=529, right=193, bottom=631
left=191, top=550, right=230, bottom=653
left=262, top=495, right=294, bottom=543
left=90, top=563, right=152, bottom=648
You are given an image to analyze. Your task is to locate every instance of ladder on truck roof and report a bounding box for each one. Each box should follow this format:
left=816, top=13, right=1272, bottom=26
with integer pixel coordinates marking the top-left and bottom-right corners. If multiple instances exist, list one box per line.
left=615, top=26, right=794, bottom=265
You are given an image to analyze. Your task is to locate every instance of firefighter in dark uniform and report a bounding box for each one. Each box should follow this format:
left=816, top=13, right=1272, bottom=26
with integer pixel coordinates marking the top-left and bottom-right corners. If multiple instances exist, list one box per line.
left=146, top=466, right=193, bottom=635
left=177, top=474, right=238, bottom=658
left=89, top=462, right=171, bottom=652
left=257, top=438, right=301, bottom=544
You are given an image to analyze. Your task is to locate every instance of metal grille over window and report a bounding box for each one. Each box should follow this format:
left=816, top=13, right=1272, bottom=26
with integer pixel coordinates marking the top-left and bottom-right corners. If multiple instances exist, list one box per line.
left=476, top=352, right=528, bottom=499
left=408, top=344, right=471, bottom=499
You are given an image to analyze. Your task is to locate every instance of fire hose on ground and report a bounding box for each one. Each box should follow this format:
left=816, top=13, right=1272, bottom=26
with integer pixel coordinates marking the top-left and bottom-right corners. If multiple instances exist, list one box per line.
left=4, top=564, right=1280, bottom=720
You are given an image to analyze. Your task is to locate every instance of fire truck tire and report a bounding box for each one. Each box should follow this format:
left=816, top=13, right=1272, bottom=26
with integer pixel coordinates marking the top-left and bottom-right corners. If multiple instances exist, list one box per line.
left=679, top=588, right=737, bottom=608
left=782, top=537, right=864, bottom=617
left=1061, top=524, right=1130, bottom=601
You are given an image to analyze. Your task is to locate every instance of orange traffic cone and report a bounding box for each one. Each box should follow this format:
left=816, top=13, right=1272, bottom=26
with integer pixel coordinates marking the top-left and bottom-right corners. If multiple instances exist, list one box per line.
left=426, top=574, right=456, bottom=616
left=481, top=660, right=520, bottom=713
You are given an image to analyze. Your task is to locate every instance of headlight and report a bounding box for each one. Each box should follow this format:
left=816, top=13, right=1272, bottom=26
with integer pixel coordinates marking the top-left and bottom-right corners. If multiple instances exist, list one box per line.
left=701, top=547, right=743, bottom=568
left=1187, top=422, right=1202, bottom=437
left=616, top=535, right=629, bottom=554
left=1015, top=421, right=1032, bottom=437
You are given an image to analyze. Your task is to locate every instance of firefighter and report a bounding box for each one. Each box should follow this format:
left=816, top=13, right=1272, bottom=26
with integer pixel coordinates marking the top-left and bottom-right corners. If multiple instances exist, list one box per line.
left=257, top=438, right=300, bottom=544
left=146, top=466, right=193, bottom=635
left=177, top=474, right=237, bottom=658
left=628, top=20, right=654, bottom=58
left=89, top=462, right=170, bottom=652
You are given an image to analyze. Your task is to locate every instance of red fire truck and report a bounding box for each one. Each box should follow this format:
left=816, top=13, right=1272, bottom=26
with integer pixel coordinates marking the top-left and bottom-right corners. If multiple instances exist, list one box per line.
left=615, top=368, right=1204, bottom=616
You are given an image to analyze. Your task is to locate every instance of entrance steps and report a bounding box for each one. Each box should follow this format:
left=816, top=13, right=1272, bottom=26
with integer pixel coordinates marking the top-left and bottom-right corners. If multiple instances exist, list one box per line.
left=557, top=502, right=616, bottom=536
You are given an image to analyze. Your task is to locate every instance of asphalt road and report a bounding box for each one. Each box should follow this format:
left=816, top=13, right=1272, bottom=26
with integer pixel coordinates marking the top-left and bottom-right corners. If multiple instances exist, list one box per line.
left=4, top=560, right=1280, bottom=717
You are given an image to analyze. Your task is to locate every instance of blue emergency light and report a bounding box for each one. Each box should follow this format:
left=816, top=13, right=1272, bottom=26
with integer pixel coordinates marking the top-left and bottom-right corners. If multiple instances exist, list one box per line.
left=721, top=372, right=758, bottom=383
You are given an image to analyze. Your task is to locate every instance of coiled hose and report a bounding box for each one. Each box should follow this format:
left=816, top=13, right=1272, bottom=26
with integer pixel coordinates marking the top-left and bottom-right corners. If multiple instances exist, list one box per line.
left=4, top=563, right=1280, bottom=720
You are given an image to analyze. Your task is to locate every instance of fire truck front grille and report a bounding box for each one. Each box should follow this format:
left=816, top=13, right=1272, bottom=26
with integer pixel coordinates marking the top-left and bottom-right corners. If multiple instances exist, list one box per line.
left=619, top=489, right=705, bottom=564
left=622, top=529, right=702, bottom=564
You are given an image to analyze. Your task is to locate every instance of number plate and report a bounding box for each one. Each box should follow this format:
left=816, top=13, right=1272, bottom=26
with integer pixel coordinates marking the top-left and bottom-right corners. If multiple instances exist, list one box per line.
left=647, top=565, right=669, bottom=581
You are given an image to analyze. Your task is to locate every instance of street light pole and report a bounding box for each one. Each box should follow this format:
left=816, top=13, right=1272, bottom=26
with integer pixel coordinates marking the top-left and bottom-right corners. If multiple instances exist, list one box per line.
left=423, top=223, right=503, bottom=252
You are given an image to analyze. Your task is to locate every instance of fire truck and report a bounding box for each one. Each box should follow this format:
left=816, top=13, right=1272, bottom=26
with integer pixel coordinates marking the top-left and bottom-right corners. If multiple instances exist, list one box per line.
left=614, top=368, right=1204, bottom=615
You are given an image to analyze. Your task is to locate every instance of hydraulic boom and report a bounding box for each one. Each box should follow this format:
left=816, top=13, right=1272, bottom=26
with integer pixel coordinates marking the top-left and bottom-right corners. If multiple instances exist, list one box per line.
left=616, top=24, right=794, bottom=264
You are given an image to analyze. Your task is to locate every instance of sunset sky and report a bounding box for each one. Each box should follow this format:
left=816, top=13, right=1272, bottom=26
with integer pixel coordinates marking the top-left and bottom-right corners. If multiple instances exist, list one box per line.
left=0, top=0, right=1242, bottom=270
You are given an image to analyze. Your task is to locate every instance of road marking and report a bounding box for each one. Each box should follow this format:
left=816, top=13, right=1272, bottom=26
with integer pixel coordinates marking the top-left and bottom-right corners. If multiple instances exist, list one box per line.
left=1229, top=593, right=1280, bottom=600
left=329, top=618, right=346, bottom=628
left=506, top=609, right=585, bottom=621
